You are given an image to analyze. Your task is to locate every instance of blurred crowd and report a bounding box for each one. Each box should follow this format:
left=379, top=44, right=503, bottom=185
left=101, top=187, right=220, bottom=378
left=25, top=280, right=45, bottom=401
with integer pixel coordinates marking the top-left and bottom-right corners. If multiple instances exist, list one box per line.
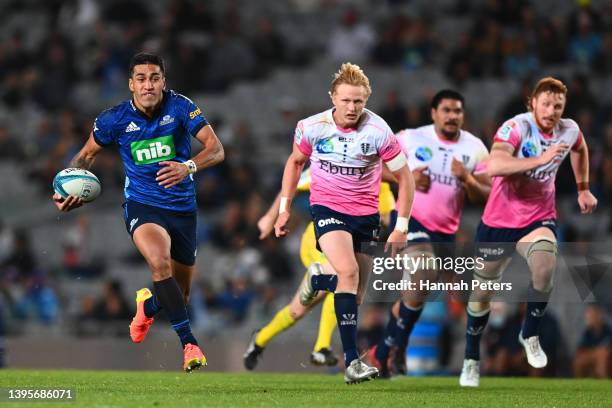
left=0, top=0, right=611, bottom=376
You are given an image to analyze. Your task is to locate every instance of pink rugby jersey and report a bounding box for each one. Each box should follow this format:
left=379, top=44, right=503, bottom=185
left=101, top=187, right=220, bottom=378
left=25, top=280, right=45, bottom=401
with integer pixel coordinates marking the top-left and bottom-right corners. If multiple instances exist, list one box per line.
left=482, top=112, right=583, bottom=229
left=294, top=108, right=402, bottom=216
left=396, top=125, right=489, bottom=234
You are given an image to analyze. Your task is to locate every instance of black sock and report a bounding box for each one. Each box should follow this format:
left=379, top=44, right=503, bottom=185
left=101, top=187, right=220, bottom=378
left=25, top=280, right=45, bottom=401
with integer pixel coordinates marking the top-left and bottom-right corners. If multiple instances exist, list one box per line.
left=144, top=293, right=161, bottom=318
left=394, top=302, right=423, bottom=355
left=154, top=277, right=197, bottom=347
left=375, top=310, right=397, bottom=363
left=334, top=293, right=359, bottom=367
left=522, top=284, right=551, bottom=338
left=465, top=307, right=489, bottom=360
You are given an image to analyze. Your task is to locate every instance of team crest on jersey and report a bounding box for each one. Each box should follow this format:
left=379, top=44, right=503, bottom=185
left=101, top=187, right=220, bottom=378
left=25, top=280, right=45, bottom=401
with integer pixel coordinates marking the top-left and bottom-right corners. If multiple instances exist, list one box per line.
left=462, top=154, right=470, bottom=165
left=415, top=146, right=433, bottom=161
left=360, top=143, right=371, bottom=155
left=315, top=139, right=334, bottom=154
left=521, top=141, right=537, bottom=158
left=159, top=115, right=175, bottom=126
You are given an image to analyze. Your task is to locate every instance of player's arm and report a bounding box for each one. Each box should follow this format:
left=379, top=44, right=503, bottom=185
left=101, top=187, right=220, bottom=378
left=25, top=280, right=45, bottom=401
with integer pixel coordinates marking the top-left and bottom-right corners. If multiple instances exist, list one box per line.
left=487, top=142, right=568, bottom=177
left=258, top=193, right=281, bottom=239
left=69, top=132, right=104, bottom=169
left=157, top=125, right=225, bottom=188
left=274, top=144, right=309, bottom=237
left=570, top=136, right=597, bottom=214
left=451, top=157, right=491, bottom=204
left=385, top=153, right=414, bottom=254
left=382, top=163, right=398, bottom=183
left=53, top=132, right=104, bottom=212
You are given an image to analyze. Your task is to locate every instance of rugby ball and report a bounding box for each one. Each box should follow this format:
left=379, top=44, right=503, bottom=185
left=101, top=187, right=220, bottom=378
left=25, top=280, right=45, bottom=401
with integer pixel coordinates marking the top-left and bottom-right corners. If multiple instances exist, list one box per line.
left=53, top=168, right=102, bottom=202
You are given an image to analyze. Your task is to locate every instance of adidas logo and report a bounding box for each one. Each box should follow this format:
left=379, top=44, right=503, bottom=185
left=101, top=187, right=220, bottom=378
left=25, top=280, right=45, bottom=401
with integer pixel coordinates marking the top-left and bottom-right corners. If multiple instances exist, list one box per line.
left=466, top=326, right=484, bottom=336
left=530, top=308, right=545, bottom=317
left=126, top=122, right=140, bottom=132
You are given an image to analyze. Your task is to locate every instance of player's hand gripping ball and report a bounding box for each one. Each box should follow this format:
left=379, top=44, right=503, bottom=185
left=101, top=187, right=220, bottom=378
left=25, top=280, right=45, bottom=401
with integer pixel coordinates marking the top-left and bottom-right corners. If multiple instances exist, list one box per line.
left=53, top=168, right=102, bottom=203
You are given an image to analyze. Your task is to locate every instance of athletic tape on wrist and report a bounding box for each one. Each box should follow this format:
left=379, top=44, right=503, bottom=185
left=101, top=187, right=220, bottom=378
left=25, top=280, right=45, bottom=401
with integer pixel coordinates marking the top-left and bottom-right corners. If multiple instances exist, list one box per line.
left=279, top=197, right=289, bottom=213
left=395, top=216, right=409, bottom=233
left=183, top=160, right=197, bottom=174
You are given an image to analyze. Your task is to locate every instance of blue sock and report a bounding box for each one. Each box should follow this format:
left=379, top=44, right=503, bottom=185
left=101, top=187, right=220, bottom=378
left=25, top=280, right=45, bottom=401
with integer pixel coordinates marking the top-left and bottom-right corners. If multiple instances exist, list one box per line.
left=154, top=278, right=198, bottom=347
left=522, top=285, right=550, bottom=338
left=144, top=293, right=161, bottom=318
left=334, top=293, right=359, bottom=367
left=312, top=274, right=338, bottom=292
left=375, top=310, right=397, bottom=363
left=395, top=302, right=423, bottom=355
left=465, top=307, right=489, bottom=360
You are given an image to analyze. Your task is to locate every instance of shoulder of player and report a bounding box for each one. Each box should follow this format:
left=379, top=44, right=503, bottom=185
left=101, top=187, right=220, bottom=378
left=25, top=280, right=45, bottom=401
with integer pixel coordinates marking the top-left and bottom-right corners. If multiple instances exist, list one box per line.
left=558, top=118, right=580, bottom=133
left=299, top=110, right=334, bottom=132
left=395, top=125, right=427, bottom=141
left=95, top=100, right=131, bottom=126
left=360, top=109, right=392, bottom=136
left=167, top=90, right=196, bottom=105
left=459, top=129, right=488, bottom=149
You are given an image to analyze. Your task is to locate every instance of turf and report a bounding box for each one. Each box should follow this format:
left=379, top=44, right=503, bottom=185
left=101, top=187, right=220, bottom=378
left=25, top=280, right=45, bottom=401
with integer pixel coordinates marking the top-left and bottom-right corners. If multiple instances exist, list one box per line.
left=0, top=370, right=610, bottom=407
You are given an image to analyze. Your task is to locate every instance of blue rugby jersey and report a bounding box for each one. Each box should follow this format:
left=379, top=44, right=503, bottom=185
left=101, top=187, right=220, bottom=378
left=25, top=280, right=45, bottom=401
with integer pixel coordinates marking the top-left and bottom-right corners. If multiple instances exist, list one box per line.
left=93, top=90, right=208, bottom=212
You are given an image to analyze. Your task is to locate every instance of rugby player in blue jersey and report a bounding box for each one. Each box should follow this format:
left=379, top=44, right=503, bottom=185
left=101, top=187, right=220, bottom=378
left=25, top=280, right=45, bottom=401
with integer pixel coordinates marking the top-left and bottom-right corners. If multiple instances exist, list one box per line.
left=53, top=53, right=224, bottom=372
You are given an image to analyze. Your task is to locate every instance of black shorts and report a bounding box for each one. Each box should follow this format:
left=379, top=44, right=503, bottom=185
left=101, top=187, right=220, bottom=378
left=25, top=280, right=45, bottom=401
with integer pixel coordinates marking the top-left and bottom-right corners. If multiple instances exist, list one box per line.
left=123, top=200, right=197, bottom=266
left=310, top=204, right=380, bottom=253
left=475, top=219, right=557, bottom=261
left=407, top=217, right=456, bottom=244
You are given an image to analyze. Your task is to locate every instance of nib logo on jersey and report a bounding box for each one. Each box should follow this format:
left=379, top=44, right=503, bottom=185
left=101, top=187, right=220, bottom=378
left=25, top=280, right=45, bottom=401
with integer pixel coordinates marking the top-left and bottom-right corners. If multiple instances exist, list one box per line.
left=131, top=135, right=176, bottom=165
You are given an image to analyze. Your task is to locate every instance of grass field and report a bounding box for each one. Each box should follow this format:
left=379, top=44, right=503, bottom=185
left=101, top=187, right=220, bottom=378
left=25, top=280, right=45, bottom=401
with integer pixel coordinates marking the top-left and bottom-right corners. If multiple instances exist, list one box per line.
left=1, top=370, right=611, bottom=407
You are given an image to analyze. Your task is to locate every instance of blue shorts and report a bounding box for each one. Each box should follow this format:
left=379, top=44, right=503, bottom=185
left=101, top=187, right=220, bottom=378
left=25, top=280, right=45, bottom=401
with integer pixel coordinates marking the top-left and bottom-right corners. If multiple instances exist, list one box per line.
left=310, top=205, right=380, bottom=253
left=123, top=200, right=197, bottom=266
left=475, top=219, right=557, bottom=261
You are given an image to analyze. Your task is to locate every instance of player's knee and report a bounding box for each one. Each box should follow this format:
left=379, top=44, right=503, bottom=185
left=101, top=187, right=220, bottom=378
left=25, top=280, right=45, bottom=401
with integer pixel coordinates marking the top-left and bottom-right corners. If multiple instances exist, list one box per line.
left=288, top=303, right=306, bottom=321
left=335, top=262, right=359, bottom=283
left=147, top=254, right=172, bottom=279
left=525, top=238, right=557, bottom=292
left=468, top=301, right=490, bottom=314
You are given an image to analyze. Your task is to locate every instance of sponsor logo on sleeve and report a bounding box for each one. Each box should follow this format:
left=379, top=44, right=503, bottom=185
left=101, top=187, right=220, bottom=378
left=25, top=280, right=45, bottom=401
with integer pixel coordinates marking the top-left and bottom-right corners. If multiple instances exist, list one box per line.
left=497, top=124, right=513, bottom=141
left=189, top=107, right=202, bottom=120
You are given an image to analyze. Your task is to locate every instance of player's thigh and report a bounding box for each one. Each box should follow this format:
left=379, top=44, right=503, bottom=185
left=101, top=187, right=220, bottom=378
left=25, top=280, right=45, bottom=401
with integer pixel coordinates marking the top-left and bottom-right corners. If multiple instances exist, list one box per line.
left=167, top=211, right=197, bottom=267
left=318, top=230, right=359, bottom=278
left=132, top=223, right=172, bottom=271
left=172, top=259, right=195, bottom=301
left=516, top=227, right=556, bottom=259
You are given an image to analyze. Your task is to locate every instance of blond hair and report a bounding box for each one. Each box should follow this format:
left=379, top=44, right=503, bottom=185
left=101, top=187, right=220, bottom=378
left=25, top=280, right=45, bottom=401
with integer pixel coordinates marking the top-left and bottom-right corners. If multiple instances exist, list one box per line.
left=330, top=62, right=372, bottom=98
left=527, top=77, right=567, bottom=111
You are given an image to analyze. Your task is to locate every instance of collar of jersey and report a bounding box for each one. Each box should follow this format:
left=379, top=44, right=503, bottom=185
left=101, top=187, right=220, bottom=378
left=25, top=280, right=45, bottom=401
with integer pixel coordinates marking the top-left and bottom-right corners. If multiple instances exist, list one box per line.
left=130, top=90, right=169, bottom=121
